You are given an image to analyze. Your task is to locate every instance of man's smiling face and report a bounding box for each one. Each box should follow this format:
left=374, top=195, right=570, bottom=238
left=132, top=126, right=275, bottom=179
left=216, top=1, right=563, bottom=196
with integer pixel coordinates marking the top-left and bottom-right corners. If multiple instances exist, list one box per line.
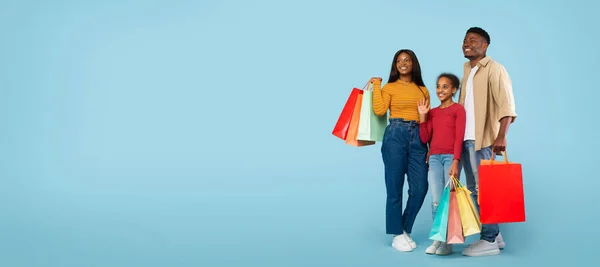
left=463, top=32, right=488, bottom=59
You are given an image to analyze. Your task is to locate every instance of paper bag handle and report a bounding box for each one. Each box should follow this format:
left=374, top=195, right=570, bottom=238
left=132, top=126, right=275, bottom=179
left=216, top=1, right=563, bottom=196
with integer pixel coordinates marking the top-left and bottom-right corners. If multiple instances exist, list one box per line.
left=489, top=150, right=509, bottom=165
left=362, top=81, right=372, bottom=91
left=450, top=175, right=463, bottom=190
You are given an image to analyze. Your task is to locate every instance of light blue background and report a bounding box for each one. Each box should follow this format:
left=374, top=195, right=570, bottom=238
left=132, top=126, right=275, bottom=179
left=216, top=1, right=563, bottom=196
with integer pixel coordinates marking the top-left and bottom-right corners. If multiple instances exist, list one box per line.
left=1, top=0, right=598, bottom=266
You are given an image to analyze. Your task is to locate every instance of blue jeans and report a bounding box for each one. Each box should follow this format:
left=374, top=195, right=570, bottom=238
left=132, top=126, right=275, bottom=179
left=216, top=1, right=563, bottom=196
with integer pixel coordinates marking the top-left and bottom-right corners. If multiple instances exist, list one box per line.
left=381, top=118, right=429, bottom=235
left=461, top=140, right=499, bottom=242
left=428, top=154, right=455, bottom=220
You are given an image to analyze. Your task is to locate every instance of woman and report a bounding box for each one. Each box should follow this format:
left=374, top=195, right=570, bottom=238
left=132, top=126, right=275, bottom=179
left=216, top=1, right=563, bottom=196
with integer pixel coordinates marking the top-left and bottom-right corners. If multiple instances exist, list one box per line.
left=370, top=49, right=430, bottom=252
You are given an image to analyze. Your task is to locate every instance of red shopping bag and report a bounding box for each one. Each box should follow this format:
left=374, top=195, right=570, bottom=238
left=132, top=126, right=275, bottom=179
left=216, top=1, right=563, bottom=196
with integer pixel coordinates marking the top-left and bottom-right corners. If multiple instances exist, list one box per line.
left=478, top=151, right=526, bottom=224
left=332, top=84, right=367, bottom=140
left=344, top=93, right=375, bottom=147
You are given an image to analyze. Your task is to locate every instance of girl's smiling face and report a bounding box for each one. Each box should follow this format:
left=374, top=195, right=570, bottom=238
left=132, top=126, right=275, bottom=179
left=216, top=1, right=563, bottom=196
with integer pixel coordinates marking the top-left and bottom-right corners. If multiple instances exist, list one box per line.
left=436, top=77, right=457, bottom=102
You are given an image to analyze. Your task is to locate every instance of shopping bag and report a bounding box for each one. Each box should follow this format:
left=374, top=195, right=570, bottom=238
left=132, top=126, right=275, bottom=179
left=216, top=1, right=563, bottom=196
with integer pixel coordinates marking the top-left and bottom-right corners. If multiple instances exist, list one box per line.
left=332, top=86, right=363, bottom=140
left=356, top=84, right=387, bottom=142
left=446, top=182, right=465, bottom=244
left=429, top=179, right=451, bottom=242
left=345, top=93, right=375, bottom=147
left=478, top=151, right=526, bottom=224
left=452, top=176, right=481, bottom=237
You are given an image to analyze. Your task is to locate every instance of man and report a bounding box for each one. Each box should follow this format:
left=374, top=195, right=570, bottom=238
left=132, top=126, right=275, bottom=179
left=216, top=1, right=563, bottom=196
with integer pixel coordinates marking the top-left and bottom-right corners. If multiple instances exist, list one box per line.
left=458, top=27, right=517, bottom=257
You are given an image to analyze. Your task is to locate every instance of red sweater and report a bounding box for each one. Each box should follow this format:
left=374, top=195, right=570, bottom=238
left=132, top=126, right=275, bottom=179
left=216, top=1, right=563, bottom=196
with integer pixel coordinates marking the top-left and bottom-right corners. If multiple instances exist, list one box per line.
left=419, top=103, right=466, bottom=160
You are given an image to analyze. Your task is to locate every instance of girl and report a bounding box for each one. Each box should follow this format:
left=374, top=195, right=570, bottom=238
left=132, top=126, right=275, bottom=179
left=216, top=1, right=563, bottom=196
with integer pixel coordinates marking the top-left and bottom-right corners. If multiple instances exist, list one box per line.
left=418, top=73, right=466, bottom=255
left=370, top=49, right=430, bottom=252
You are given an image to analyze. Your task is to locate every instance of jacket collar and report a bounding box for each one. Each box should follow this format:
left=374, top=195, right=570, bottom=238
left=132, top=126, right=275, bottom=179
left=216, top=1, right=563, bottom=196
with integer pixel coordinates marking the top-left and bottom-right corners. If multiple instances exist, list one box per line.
left=464, top=56, right=492, bottom=69
left=478, top=56, right=492, bottom=67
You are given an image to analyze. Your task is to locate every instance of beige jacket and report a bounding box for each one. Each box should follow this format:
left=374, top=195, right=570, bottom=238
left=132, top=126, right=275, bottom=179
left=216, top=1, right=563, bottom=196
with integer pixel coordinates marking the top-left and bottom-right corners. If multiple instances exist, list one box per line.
left=458, top=56, right=517, bottom=151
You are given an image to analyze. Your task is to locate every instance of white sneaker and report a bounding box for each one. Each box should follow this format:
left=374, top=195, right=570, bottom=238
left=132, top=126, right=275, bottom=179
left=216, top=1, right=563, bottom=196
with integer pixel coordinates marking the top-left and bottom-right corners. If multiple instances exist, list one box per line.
left=425, top=241, right=442, bottom=254
left=392, top=234, right=413, bottom=252
left=403, top=231, right=417, bottom=249
left=496, top=233, right=505, bottom=249
left=462, top=239, right=500, bottom=257
left=436, top=243, right=452, bottom=255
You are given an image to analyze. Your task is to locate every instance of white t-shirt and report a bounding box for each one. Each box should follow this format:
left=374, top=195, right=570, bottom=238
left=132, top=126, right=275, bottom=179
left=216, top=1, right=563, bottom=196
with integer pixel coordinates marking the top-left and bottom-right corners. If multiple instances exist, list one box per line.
left=464, top=65, right=479, bottom=141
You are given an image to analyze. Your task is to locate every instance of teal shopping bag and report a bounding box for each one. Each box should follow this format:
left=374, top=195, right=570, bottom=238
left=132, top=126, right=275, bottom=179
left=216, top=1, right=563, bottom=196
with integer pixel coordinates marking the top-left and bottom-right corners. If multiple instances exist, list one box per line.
left=429, top=181, right=451, bottom=242
left=357, top=86, right=388, bottom=141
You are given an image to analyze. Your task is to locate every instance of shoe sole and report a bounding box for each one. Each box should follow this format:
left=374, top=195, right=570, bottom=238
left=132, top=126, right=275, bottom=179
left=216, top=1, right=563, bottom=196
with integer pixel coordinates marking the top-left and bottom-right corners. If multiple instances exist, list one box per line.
left=392, top=244, right=413, bottom=252
left=462, top=249, right=500, bottom=257
left=425, top=249, right=437, bottom=255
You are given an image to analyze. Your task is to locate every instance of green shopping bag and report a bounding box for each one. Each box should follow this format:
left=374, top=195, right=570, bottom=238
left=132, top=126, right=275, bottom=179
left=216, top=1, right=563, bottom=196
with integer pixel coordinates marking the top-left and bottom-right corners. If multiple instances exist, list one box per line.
left=429, top=179, right=451, bottom=242
left=357, top=84, right=387, bottom=141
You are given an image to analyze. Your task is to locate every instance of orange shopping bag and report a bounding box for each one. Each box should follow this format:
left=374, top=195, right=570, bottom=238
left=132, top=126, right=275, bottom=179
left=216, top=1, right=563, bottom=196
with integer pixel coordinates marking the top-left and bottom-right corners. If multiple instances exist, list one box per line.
left=478, top=151, right=526, bottom=224
left=345, top=92, right=375, bottom=147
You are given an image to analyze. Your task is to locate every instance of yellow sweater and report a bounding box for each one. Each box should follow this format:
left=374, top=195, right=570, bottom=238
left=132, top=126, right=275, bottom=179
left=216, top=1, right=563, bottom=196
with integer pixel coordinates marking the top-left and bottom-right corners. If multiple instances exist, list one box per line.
left=372, top=79, right=430, bottom=122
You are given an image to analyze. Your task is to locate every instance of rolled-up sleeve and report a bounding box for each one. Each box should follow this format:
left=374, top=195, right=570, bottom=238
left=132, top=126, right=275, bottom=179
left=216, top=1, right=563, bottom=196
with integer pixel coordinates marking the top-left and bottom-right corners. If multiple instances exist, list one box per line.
left=489, top=63, right=517, bottom=122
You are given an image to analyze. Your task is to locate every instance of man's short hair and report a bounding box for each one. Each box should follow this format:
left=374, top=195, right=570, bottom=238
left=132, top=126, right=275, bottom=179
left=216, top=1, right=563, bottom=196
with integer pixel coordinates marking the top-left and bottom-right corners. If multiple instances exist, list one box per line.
left=467, top=27, right=490, bottom=44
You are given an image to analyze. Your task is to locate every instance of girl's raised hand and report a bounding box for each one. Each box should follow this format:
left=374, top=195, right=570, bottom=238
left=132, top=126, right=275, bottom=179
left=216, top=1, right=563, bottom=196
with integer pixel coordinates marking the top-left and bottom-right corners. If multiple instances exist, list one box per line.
left=417, top=98, right=430, bottom=115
